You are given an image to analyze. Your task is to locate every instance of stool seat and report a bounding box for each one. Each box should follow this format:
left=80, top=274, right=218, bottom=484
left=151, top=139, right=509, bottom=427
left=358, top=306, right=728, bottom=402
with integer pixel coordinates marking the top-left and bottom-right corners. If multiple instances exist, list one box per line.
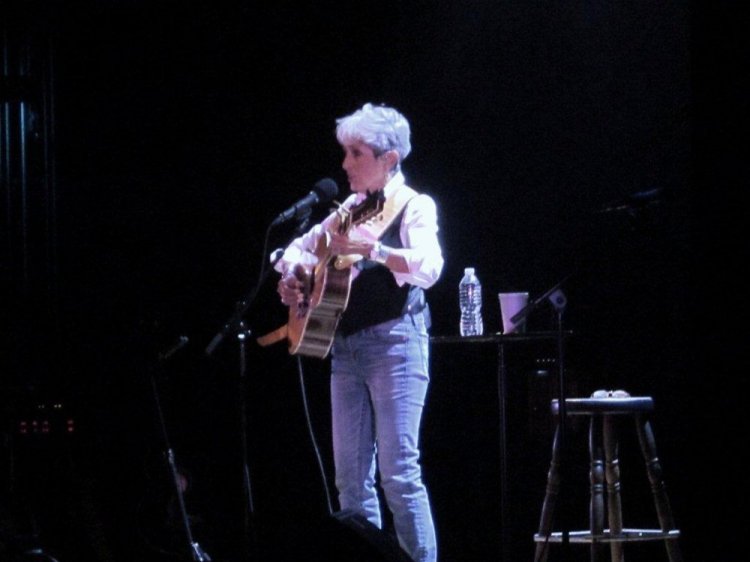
left=551, top=396, right=654, bottom=416
left=533, top=389, right=682, bottom=562
left=538, top=528, right=680, bottom=544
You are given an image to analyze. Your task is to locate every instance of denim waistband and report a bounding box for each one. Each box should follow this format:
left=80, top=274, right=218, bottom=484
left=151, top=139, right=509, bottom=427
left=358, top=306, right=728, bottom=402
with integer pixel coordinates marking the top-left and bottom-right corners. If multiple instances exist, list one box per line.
left=401, top=288, right=427, bottom=316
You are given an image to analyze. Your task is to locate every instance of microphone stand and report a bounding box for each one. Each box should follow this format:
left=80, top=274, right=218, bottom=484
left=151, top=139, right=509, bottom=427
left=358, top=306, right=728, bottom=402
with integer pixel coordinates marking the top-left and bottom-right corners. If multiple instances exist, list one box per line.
left=509, top=276, right=572, bottom=560
left=203, top=212, right=311, bottom=559
left=150, top=336, right=212, bottom=562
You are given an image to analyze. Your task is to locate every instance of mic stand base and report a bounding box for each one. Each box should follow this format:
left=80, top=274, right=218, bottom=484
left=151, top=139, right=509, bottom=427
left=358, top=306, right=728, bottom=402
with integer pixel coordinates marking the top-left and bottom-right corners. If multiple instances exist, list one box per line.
left=191, top=541, right=212, bottom=562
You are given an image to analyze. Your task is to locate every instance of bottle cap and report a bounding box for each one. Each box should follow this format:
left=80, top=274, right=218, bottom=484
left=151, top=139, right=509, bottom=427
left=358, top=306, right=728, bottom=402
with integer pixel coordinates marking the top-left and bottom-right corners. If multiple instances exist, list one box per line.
left=465, top=267, right=475, bottom=275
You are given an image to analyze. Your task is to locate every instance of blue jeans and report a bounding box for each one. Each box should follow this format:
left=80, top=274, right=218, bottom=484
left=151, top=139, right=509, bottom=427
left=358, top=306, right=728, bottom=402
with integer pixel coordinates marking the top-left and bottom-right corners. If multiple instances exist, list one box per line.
left=331, top=310, right=437, bottom=562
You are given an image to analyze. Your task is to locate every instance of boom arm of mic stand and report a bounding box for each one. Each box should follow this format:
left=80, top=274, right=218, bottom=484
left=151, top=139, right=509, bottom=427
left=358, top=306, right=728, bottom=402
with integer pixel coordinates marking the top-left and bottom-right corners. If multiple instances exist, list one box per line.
left=204, top=253, right=285, bottom=356
left=205, top=212, right=309, bottom=356
left=509, top=274, right=573, bottom=326
left=205, top=290, right=259, bottom=356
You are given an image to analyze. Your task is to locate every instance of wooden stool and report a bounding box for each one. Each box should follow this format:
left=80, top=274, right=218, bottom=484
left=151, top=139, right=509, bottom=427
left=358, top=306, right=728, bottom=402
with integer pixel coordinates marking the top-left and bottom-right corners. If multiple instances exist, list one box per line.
left=533, top=390, right=682, bottom=562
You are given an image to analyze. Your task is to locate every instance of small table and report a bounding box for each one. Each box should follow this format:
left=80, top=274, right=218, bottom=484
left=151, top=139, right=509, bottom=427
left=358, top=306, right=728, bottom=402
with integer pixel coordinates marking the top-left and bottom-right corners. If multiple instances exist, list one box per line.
left=430, top=331, right=571, bottom=560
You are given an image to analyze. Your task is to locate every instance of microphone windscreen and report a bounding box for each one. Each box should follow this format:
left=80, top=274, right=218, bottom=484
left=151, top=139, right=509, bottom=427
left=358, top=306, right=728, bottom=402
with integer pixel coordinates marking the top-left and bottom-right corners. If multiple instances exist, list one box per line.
left=314, top=178, right=339, bottom=202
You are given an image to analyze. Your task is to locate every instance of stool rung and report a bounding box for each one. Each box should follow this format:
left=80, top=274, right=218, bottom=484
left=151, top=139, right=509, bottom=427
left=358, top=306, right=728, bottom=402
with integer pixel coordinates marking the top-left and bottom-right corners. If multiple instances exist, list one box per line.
left=534, top=528, right=681, bottom=544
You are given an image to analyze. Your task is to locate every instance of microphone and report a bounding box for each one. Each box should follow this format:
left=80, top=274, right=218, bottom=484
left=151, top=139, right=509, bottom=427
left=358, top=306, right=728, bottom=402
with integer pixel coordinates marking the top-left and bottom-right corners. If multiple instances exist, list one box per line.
left=158, top=335, right=189, bottom=362
left=596, top=187, right=668, bottom=214
left=271, top=178, right=338, bottom=227
left=269, top=248, right=285, bottom=264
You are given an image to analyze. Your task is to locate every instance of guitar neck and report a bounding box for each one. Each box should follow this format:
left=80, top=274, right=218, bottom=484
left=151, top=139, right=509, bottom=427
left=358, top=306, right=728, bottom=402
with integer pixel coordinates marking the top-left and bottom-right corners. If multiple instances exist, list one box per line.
left=336, top=191, right=385, bottom=236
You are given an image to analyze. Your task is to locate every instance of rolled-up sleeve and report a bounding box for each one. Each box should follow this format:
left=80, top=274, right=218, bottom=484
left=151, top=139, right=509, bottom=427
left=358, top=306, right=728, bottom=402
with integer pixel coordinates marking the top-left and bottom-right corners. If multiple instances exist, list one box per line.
left=393, top=193, right=444, bottom=289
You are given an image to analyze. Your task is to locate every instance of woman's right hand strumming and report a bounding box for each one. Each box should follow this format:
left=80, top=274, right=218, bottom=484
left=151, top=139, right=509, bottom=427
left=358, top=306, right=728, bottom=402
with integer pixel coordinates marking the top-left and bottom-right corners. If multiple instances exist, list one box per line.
left=277, top=264, right=309, bottom=306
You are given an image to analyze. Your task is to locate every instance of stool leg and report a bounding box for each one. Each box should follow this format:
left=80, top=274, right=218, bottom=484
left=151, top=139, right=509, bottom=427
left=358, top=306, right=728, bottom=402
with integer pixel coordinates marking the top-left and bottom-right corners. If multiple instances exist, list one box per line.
left=635, top=414, right=683, bottom=562
left=603, top=415, right=624, bottom=562
left=589, top=415, right=606, bottom=562
left=534, top=424, right=561, bottom=562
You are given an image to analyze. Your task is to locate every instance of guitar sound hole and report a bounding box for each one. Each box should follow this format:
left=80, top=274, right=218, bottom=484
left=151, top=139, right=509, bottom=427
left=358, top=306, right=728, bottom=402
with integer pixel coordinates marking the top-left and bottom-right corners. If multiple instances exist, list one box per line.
left=296, top=301, right=309, bottom=319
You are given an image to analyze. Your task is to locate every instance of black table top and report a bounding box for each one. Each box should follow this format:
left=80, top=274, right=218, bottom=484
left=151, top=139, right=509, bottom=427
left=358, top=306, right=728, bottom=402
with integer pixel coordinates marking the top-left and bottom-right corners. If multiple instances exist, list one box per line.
left=430, top=331, right=572, bottom=344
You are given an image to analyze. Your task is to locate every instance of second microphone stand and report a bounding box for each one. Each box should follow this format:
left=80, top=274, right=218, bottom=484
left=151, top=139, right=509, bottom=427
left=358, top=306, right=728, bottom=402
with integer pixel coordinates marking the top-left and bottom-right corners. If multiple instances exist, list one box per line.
left=509, top=276, right=573, bottom=560
left=150, top=336, right=212, bottom=562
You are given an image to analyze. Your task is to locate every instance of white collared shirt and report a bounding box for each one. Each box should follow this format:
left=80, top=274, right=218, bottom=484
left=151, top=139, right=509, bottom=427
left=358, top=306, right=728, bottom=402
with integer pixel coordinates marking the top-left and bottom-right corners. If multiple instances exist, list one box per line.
left=275, top=172, right=444, bottom=289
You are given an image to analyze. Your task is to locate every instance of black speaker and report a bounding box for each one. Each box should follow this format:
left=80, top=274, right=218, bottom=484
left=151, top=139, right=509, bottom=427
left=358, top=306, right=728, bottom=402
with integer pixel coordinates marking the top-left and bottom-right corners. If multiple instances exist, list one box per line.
left=331, top=510, right=412, bottom=562
left=257, top=509, right=412, bottom=561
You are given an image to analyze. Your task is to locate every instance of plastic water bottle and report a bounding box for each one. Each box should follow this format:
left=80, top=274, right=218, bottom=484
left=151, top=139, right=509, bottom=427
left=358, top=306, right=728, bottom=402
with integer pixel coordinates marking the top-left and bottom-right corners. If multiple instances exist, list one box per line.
left=459, top=267, right=484, bottom=336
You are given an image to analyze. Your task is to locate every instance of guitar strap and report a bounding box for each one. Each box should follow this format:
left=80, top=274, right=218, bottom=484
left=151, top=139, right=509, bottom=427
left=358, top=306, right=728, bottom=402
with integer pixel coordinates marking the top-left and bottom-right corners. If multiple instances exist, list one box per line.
left=256, top=323, right=288, bottom=347
left=357, top=183, right=418, bottom=240
left=256, top=184, right=419, bottom=349
left=334, top=184, right=418, bottom=270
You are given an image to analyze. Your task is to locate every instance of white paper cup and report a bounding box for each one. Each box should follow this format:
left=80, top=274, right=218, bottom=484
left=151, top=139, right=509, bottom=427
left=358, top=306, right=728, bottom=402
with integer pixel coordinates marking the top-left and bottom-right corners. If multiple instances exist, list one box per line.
left=498, top=292, right=529, bottom=334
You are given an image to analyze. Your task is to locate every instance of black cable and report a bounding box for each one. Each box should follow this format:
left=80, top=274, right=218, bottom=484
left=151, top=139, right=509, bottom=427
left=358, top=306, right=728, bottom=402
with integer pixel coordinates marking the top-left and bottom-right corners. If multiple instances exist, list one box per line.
left=295, top=356, right=334, bottom=515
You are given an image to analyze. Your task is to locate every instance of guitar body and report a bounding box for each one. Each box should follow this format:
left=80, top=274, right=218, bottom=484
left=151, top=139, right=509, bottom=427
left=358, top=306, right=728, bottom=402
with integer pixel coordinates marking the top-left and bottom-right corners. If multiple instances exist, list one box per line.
left=286, top=190, right=385, bottom=359
left=287, top=235, right=353, bottom=358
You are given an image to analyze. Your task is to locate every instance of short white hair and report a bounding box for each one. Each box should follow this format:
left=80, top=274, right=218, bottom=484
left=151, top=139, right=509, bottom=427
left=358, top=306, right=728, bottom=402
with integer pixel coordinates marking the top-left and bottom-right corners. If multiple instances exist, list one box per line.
left=335, top=103, right=412, bottom=166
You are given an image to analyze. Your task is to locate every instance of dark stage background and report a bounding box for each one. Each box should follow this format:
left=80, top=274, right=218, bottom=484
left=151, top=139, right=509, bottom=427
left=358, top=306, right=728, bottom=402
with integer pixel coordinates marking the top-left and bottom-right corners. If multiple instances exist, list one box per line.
left=2, top=2, right=743, bottom=561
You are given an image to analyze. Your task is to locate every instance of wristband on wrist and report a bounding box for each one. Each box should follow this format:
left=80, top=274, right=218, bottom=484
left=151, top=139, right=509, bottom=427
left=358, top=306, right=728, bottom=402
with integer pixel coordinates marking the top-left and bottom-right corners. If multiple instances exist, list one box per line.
left=370, top=241, right=390, bottom=264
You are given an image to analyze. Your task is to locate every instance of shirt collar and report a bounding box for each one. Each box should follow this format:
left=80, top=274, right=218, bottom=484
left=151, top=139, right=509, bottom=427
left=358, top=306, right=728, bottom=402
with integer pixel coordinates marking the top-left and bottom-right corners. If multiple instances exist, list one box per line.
left=354, top=171, right=405, bottom=203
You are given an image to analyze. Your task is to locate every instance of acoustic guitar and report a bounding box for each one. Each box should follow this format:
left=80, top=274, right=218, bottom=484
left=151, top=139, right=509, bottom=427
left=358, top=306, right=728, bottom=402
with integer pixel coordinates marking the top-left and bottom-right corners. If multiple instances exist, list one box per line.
left=286, top=190, right=385, bottom=358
